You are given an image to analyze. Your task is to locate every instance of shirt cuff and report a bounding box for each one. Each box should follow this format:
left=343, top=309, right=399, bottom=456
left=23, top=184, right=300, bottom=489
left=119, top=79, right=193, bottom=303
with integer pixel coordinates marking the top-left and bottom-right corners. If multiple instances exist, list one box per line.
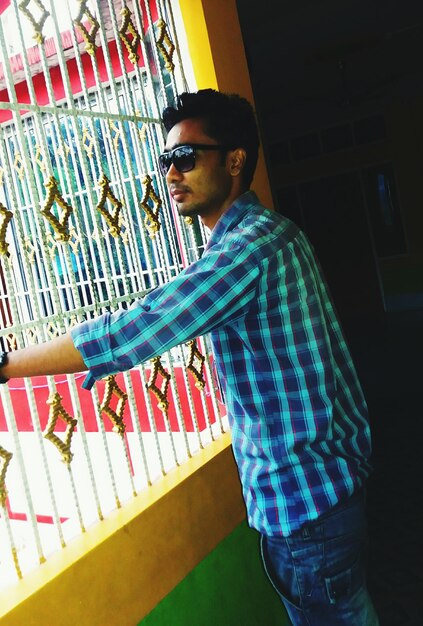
left=70, top=314, right=113, bottom=390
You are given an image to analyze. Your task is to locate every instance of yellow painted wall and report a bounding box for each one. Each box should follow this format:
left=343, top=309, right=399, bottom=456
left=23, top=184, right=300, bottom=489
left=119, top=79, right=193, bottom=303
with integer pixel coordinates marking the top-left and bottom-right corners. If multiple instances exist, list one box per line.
left=0, top=435, right=246, bottom=626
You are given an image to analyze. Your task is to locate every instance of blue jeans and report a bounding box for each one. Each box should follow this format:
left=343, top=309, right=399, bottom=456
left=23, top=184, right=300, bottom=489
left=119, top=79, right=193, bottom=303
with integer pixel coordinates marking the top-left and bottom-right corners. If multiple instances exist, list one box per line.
left=260, top=490, right=379, bottom=625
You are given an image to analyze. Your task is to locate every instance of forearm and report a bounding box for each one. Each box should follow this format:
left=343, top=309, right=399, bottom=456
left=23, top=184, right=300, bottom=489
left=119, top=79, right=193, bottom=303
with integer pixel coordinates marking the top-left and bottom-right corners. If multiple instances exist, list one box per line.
left=0, top=333, right=87, bottom=381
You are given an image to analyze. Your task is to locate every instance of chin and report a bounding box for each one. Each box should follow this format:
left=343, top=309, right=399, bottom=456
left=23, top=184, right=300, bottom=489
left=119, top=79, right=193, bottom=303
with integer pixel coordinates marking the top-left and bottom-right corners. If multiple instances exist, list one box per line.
left=177, top=204, right=197, bottom=218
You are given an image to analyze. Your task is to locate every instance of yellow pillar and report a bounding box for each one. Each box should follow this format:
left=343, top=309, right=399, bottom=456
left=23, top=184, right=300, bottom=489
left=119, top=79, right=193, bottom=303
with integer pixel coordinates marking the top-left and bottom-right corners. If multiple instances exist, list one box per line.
left=178, top=0, right=273, bottom=209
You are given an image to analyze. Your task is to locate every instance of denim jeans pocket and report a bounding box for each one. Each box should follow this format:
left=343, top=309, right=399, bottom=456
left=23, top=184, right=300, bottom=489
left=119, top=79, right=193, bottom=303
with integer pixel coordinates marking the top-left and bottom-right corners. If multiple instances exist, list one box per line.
left=324, top=550, right=363, bottom=605
left=322, top=531, right=365, bottom=605
left=260, top=534, right=302, bottom=609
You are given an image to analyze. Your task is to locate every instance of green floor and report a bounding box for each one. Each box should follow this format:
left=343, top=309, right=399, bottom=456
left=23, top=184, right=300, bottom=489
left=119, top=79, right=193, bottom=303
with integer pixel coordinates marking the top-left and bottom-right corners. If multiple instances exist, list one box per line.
left=139, top=521, right=289, bottom=626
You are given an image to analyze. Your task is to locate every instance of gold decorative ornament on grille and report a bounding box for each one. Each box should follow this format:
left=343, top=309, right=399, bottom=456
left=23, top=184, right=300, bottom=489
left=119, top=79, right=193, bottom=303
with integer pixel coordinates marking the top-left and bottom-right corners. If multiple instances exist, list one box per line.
left=109, top=121, right=122, bottom=151
left=134, top=111, right=147, bottom=142
left=147, top=357, right=171, bottom=414
left=156, top=19, right=175, bottom=73
left=136, top=119, right=147, bottom=143
left=74, top=0, right=100, bottom=57
left=4, top=333, right=18, bottom=351
left=99, top=376, right=128, bottom=436
left=118, top=217, right=129, bottom=245
left=46, top=232, right=60, bottom=259
left=24, top=326, right=40, bottom=345
left=24, top=235, right=36, bottom=264
left=57, top=142, right=71, bottom=163
left=0, top=445, right=13, bottom=506
left=40, top=176, right=73, bottom=242
left=43, top=392, right=77, bottom=465
left=186, top=340, right=206, bottom=389
left=119, top=6, right=141, bottom=65
left=19, top=0, right=50, bottom=44
left=140, top=175, right=162, bottom=238
left=35, top=144, right=47, bottom=172
left=0, top=202, right=13, bottom=256
left=13, top=152, right=25, bottom=180
left=82, top=127, right=95, bottom=159
left=97, top=174, right=123, bottom=238
left=68, top=227, right=81, bottom=255
left=46, top=322, right=60, bottom=340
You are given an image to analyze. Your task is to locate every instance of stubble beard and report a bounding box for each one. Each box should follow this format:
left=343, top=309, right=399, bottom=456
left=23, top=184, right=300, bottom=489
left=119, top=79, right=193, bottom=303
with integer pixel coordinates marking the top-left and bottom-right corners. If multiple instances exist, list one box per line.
left=176, top=198, right=213, bottom=220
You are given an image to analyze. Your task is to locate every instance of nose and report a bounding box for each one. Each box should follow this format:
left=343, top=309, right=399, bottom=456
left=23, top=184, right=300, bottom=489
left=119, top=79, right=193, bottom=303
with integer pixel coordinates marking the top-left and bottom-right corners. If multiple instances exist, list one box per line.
left=166, top=161, right=182, bottom=183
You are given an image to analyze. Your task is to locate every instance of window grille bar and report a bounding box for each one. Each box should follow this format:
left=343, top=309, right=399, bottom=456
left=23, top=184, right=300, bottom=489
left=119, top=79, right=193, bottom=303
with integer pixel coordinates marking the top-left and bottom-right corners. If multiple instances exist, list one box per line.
left=0, top=34, right=65, bottom=334
left=67, top=464, right=86, bottom=533
left=120, top=371, right=154, bottom=487
left=166, top=348, right=194, bottom=458
left=0, top=133, right=44, bottom=332
left=22, top=377, right=68, bottom=548
left=200, top=337, right=226, bottom=435
left=137, top=363, right=168, bottom=477
left=66, top=376, right=105, bottom=522
left=163, top=0, right=190, bottom=94
left=0, top=99, right=160, bottom=126
left=90, top=384, right=123, bottom=510
left=0, top=386, right=46, bottom=567
left=0, top=498, right=22, bottom=580
left=174, top=346, right=205, bottom=450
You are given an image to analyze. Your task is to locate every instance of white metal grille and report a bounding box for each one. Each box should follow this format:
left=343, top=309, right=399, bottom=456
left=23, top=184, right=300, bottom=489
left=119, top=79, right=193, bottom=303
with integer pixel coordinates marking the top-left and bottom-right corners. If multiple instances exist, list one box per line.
left=0, top=0, right=226, bottom=588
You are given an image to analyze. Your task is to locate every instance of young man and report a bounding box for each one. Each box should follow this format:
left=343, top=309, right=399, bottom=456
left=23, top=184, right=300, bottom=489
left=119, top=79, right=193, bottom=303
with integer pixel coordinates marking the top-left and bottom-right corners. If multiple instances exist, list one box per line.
left=0, top=89, right=378, bottom=625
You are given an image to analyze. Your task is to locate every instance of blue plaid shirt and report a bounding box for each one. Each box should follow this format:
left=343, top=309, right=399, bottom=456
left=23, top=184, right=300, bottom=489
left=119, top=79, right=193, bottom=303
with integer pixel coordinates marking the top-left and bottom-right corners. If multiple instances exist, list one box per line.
left=72, top=191, right=372, bottom=536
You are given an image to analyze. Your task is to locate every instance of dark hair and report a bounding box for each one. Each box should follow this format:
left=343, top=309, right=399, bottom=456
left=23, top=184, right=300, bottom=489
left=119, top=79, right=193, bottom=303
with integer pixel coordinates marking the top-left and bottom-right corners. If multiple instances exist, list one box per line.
left=161, top=89, right=259, bottom=189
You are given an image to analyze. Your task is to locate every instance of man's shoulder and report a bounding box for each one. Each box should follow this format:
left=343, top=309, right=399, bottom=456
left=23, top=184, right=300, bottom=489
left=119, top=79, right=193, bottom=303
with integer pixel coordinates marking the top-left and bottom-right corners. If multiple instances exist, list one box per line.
left=230, top=201, right=300, bottom=247
left=208, top=191, right=301, bottom=260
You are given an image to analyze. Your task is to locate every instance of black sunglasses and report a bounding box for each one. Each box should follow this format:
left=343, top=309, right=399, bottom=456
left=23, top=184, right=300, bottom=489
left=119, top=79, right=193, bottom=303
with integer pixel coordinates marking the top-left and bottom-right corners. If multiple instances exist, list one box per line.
left=158, top=143, right=229, bottom=177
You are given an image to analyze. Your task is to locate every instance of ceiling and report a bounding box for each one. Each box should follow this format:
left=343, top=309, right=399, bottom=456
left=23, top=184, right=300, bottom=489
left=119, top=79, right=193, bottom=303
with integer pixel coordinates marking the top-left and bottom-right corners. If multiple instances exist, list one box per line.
left=237, top=0, right=423, bottom=135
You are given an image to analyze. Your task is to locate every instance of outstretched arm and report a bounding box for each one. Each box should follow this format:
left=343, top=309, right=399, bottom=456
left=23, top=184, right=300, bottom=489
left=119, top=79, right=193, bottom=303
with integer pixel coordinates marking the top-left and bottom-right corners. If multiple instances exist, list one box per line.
left=0, top=333, right=87, bottom=381
left=0, top=237, right=259, bottom=387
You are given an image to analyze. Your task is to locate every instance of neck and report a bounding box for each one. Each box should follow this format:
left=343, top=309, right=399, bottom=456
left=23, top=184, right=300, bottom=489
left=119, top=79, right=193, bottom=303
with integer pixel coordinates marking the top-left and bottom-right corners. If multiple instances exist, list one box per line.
left=201, top=188, right=247, bottom=230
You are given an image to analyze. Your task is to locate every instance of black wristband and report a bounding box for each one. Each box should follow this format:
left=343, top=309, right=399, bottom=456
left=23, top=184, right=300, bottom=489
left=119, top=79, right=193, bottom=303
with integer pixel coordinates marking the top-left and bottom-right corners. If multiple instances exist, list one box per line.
left=0, top=352, right=9, bottom=384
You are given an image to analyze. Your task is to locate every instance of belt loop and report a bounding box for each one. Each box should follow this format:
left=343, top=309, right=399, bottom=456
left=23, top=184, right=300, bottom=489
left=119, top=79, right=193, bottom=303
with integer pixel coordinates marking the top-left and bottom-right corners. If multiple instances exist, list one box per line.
left=301, top=525, right=311, bottom=540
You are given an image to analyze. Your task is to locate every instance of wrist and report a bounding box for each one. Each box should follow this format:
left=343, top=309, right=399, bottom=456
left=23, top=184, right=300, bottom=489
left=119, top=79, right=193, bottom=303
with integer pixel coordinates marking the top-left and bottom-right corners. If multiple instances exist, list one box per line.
left=0, top=351, right=9, bottom=384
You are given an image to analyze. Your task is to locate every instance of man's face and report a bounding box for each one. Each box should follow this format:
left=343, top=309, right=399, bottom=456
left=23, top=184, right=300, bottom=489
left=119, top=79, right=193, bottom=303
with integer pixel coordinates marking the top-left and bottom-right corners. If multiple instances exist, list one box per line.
left=163, top=118, right=235, bottom=229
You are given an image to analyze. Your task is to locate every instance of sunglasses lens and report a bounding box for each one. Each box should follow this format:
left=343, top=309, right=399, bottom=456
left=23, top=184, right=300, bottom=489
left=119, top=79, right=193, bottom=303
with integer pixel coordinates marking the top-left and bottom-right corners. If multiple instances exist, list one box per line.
left=158, top=146, right=196, bottom=176
left=174, top=147, right=195, bottom=173
left=158, top=154, right=171, bottom=176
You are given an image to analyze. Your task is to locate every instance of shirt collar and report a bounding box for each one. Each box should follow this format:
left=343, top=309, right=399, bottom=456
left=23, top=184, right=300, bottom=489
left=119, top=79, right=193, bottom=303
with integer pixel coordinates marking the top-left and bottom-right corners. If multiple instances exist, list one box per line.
left=206, top=190, right=259, bottom=249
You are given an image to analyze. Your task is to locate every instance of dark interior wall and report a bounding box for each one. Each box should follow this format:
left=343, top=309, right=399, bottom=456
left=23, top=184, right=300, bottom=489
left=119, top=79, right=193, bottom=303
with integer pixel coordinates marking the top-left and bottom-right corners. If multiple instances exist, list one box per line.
left=381, top=96, right=423, bottom=296
left=236, top=0, right=423, bottom=317
left=234, top=9, right=423, bottom=622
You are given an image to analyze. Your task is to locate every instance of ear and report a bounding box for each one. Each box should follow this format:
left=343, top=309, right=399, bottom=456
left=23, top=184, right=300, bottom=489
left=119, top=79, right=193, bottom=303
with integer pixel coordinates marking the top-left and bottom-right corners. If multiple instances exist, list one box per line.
left=227, top=148, right=247, bottom=177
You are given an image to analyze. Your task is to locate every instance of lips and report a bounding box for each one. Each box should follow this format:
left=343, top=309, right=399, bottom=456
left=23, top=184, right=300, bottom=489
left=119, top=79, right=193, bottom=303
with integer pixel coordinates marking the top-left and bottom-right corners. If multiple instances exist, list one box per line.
left=170, top=186, right=189, bottom=202
left=171, top=191, right=185, bottom=202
